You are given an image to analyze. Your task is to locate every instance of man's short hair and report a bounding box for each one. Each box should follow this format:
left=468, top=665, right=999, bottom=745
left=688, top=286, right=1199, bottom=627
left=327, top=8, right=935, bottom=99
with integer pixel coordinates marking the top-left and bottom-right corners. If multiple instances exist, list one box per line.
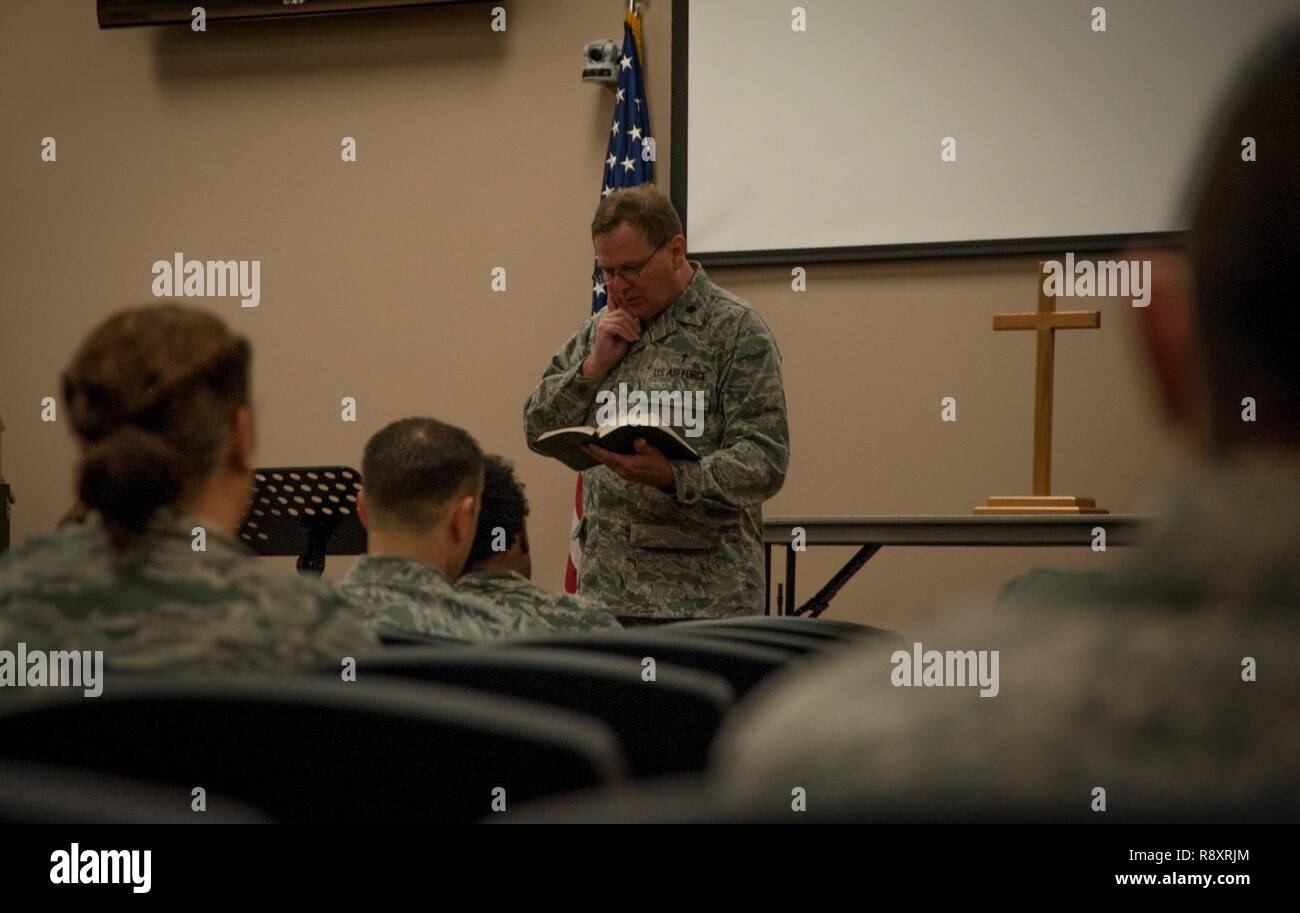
left=1184, top=20, right=1300, bottom=447
left=591, top=184, right=683, bottom=248
left=466, top=455, right=529, bottom=568
left=361, top=418, right=484, bottom=530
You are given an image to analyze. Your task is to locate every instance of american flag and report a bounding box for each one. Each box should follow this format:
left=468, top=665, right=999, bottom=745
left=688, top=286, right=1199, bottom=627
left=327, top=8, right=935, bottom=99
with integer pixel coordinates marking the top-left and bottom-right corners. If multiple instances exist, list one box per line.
left=566, top=5, right=655, bottom=593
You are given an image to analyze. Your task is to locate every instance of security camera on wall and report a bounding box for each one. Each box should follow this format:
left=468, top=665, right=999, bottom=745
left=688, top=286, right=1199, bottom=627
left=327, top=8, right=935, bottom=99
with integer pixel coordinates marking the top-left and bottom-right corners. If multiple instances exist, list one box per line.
left=582, top=40, right=620, bottom=85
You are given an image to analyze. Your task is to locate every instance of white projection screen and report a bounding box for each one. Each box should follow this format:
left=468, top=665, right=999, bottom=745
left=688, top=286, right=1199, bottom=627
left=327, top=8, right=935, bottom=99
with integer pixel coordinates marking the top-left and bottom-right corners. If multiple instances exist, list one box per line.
left=672, top=0, right=1300, bottom=263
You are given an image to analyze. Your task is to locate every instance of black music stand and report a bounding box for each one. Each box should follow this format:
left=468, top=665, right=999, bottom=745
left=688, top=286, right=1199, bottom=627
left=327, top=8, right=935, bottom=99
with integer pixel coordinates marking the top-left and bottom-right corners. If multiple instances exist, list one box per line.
left=237, top=466, right=367, bottom=576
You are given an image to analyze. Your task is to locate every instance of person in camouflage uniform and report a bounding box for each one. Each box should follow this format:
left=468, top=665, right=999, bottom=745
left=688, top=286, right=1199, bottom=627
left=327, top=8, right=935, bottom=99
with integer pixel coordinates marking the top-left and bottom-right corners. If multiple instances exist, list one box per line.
left=0, top=304, right=376, bottom=673
left=524, top=185, right=789, bottom=622
left=340, top=553, right=546, bottom=642
left=455, top=455, right=621, bottom=632
left=710, top=27, right=1300, bottom=821
left=0, top=508, right=372, bottom=671
left=338, top=418, right=554, bottom=642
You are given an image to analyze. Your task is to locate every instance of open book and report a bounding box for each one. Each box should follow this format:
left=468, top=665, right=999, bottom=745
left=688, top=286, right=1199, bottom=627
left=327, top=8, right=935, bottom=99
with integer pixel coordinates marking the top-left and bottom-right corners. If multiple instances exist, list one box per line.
left=534, top=420, right=702, bottom=472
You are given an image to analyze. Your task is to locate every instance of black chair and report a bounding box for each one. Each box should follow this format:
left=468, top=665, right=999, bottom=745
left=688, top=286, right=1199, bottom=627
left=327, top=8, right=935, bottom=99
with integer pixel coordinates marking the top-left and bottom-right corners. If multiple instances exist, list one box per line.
left=0, top=761, right=271, bottom=823
left=0, top=674, right=625, bottom=823
left=676, top=616, right=903, bottom=644
left=662, top=625, right=832, bottom=656
left=492, top=632, right=794, bottom=698
left=355, top=647, right=734, bottom=777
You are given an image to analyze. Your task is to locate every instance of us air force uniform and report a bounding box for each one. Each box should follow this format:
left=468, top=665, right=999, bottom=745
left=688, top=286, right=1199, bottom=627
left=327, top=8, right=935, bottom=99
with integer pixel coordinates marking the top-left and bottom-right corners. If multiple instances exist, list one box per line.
left=0, top=508, right=376, bottom=671
left=456, top=568, right=623, bottom=633
left=524, top=263, right=790, bottom=619
left=338, top=555, right=554, bottom=642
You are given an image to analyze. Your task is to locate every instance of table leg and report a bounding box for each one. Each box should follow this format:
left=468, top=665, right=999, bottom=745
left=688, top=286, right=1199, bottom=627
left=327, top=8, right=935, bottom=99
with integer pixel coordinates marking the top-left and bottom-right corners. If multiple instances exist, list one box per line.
left=784, top=546, right=797, bottom=616
left=797, top=543, right=881, bottom=618
left=764, top=543, right=772, bottom=616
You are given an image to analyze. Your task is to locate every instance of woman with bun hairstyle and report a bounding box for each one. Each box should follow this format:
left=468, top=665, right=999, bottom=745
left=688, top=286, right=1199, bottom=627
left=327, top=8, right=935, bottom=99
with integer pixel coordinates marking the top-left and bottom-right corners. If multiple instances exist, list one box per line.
left=0, top=304, right=376, bottom=670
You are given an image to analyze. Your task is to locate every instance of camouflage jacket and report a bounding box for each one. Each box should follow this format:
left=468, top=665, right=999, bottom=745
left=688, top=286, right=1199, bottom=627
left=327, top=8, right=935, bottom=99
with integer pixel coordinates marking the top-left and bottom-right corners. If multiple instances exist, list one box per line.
left=0, top=508, right=375, bottom=672
left=524, top=263, right=789, bottom=618
left=337, top=555, right=553, bottom=643
left=455, top=568, right=623, bottom=633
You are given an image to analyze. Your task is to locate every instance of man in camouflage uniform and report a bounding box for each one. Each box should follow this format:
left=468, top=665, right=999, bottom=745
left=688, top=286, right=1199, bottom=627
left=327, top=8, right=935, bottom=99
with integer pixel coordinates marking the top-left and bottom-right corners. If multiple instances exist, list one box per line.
left=339, top=418, right=554, bottom=642
left=524, top=185, right=789, bottom=622
left=0, top=507, right=375, bottom=673
left=340, top=554, right=545, bottom=642
left=456, top=455, right=621, bottom=632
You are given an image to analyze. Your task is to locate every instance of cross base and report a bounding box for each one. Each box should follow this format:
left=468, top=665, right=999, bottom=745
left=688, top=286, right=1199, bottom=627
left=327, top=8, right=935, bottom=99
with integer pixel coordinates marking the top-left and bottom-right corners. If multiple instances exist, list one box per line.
left=974, top=495, right=1109, bottom=515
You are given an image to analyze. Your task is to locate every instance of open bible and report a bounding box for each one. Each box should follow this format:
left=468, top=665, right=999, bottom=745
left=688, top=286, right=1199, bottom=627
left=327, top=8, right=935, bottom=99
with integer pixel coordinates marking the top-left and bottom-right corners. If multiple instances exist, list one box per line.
left=534, top=420, right=702, bottom=472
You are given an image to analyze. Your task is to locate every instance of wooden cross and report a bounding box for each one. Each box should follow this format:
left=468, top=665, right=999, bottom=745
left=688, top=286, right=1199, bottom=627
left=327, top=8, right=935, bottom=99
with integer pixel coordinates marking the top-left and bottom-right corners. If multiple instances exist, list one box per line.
left=975, top=261, right=1107, bottom=514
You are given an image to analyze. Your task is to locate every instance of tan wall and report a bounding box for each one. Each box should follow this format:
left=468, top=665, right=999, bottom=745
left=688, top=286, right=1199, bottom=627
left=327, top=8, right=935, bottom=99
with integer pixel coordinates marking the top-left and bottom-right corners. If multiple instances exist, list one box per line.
left=0, top=0, right=1185, bottom=630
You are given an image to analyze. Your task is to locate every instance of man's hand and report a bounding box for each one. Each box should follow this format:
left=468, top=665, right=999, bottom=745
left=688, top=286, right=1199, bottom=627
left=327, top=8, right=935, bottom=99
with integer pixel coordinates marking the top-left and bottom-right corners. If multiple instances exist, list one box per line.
left=586, top=438, right=675, bottom=491
left=580, top=296, right=640, bottom=379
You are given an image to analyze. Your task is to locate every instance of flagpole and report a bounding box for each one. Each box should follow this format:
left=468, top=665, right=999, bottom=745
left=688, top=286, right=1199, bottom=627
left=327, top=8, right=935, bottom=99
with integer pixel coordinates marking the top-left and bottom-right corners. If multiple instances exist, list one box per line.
left=567, top=0, right=652, bottom=593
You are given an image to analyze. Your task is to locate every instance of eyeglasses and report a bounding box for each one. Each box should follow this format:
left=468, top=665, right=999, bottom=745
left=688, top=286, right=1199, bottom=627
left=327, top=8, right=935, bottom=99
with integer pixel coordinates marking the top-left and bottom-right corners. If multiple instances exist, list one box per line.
left=597, top=240, right=668, bottom=283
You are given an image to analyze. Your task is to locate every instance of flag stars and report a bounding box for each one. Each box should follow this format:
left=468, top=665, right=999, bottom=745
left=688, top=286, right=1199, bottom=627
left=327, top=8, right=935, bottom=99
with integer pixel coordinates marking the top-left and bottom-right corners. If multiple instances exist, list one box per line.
left=589, top=36, right=650, bottom=309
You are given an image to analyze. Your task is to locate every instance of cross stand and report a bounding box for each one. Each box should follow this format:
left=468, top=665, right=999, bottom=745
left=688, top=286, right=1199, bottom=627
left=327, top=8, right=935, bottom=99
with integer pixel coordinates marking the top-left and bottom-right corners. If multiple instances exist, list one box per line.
left=237, top=466, right=367, bottom=576
left=977, top=261, right=1108, bottom=515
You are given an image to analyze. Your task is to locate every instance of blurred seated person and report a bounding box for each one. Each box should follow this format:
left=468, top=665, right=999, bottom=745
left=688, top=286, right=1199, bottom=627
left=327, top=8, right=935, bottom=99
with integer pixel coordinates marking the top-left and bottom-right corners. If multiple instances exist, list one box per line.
left=0, top=304, right=376, bottom=672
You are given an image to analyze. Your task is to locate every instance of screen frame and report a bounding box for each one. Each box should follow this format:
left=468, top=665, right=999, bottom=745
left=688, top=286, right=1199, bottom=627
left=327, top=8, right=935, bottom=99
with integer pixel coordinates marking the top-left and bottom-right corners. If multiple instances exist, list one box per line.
left=668, top=0, right=1183, bottom=267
